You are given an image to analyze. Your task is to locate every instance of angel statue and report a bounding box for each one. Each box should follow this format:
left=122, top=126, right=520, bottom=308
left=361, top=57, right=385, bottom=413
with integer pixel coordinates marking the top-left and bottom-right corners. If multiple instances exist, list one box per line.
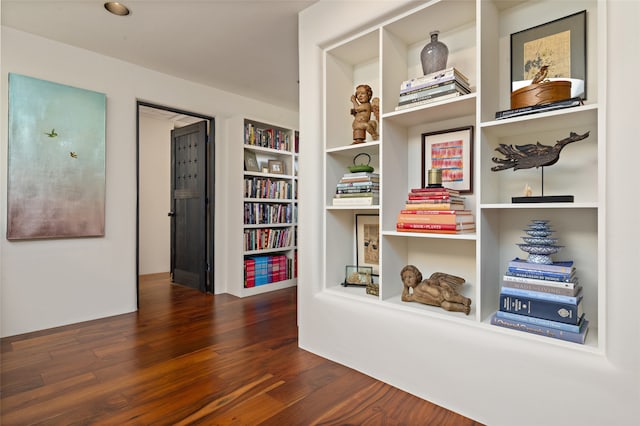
left=350, top=84, right=379, bottom=144
left=400, top=265, right=471, bottom=315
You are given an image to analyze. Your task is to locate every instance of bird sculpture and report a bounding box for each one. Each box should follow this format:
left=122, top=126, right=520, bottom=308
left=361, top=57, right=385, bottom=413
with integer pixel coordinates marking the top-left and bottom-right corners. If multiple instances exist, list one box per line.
left=530, top=65, right=549, bottom=84
left=491, top=131, right=590, bottom=171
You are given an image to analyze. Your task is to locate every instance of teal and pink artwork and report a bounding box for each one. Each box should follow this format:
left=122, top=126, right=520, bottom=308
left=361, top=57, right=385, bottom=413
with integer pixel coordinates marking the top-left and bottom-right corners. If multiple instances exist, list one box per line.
left=7, top=73, right=106, bottom=240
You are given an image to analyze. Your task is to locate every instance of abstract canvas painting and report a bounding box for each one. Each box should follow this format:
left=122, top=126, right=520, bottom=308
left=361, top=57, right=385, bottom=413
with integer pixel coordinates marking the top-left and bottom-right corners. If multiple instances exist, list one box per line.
left=7, top=73, right=106, bottom=240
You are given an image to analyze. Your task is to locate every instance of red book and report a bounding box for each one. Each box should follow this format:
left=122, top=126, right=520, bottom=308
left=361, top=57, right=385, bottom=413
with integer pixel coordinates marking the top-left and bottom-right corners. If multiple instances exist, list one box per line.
left=397, top=213, right=474, bottom=225
left=404, top=203, right=465, bottom=210
left=244, top=258, right=256, bottom=288
left=407, top=194, right=452, bottom=200
left=410, top=187, right=460, bottom=196
left=396, top=222, right=476, bottom=231
left=399, top=209, right=472, bottom=215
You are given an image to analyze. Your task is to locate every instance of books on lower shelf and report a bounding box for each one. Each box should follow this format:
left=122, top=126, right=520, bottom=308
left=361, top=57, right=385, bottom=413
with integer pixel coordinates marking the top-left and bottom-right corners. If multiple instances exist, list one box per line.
left=333, top=172, right=379, bottom=206
left=493, top=257, right=589, bottom=344
left=491, top=312, right=589, bottom=344
left=396, top=67, right=471, bottom=111
left=396, top=187, right=474, bottom=234
left=244, top=254, right=294, bottom=288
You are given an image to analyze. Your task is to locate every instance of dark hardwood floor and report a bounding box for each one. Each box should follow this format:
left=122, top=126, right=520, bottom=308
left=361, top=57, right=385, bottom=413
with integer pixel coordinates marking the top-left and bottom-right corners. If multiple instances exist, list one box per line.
left=1, top=274, right=483, bottom=425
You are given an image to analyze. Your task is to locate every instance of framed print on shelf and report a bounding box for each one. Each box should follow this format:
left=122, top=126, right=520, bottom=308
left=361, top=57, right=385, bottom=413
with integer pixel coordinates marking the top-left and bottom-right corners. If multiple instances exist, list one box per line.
left=341, top=265, right=373, bottom=287
left=244, top=150, right=260, bottom=172
left=421, top=126, right=474, bottom=193
left=510, top=10, right=587, bottom=99
left=355, top=214, right=379, bottom=275
left=268, top=159, right=285, bottom=174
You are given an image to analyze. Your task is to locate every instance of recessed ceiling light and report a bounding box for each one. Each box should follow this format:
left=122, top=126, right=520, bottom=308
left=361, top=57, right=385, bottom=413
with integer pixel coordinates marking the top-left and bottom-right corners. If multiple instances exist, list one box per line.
left=104, top=2, right=130, bottom=16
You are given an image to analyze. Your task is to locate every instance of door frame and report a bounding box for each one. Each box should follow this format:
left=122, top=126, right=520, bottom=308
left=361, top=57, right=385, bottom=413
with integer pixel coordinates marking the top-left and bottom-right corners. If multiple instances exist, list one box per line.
left=136, top=101, right=215, bottom=306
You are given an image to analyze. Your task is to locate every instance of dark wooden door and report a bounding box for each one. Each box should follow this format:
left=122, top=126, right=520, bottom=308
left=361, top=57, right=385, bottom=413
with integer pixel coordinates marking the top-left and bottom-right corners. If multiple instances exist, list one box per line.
left=169, top=121, right=207, bottom=292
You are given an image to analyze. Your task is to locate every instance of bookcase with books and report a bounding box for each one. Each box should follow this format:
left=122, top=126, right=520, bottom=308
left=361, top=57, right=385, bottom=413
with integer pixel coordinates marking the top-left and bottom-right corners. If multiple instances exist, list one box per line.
left=322, top=0, right=605, bottom=351
left=230, top=118, right=298, bottom=297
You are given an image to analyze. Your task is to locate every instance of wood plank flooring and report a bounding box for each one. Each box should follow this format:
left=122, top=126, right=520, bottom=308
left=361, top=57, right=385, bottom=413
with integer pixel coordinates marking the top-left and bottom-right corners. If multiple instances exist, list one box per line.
left=1, top=274, right=483, bottom=425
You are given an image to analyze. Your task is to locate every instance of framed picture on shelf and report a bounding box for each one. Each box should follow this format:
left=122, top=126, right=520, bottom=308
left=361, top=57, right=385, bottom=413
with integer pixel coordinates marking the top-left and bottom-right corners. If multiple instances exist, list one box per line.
left=421, top=126, right=474, bottom=193
left=341, top=265, right=373, bottom=287
left=268, top=159, right=285, bottom=174
left=355, top=214, right=379, bottom=275
left=510, top=10, right=587, bottom=99
left=244, top=150, right=260, bottom=172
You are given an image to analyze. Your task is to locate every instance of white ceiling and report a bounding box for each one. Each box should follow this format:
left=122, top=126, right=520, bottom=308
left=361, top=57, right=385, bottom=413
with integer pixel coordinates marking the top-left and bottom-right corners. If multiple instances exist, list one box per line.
left=1, top=0, right=318, bottom=112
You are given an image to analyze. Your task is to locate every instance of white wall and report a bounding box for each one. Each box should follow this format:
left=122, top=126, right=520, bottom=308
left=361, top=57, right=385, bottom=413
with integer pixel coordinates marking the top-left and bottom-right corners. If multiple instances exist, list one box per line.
left=0, top=27, right=298, bottom=337
left=297, top=1, right=640, bottom=425
left=138, top=114, right=173, bottom=275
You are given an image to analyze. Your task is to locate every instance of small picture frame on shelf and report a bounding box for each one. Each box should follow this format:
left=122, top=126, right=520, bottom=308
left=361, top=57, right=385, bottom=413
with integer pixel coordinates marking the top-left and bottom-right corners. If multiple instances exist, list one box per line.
left=268, top=159, right=285, bottom=174
left=510, top=10, right=587, bottom=99
left=244, top=150, right=260, bottom=172
left=341, top=265, right=373, bottom=287
left=355, top=214, right=379, bottom=275
left=421, top=126, right=474, bottom=193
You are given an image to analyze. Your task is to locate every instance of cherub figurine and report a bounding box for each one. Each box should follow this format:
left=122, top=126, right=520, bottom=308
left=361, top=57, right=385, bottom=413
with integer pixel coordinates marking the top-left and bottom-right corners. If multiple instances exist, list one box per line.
left=350, top=84, right=379, bottom=144
left=400, top=265, right=471, bottom=315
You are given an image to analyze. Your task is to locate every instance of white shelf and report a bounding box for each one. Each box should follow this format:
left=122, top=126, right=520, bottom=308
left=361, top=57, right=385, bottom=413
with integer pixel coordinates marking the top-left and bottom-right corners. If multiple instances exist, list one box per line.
left=481, top=202, right=599, bottom=209
left=383, top=230, right=477, bottom=240
left=244, top=246, right=295, bottom=256
left=382, top=93, right=476, bottom=127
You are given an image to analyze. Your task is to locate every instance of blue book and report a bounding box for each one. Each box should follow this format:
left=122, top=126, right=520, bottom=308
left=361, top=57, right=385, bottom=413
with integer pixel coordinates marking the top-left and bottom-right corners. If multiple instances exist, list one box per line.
left=509, top=258, right=575, bottom=274
left=499, top=293, right=583, bottom=324
left=491, top=312, right=589, bottom=344
left=506, top=268, right=575, bottom=282
left=495, top=310, right=585, bottom=333
left=250, top=256, right=269, bottom=286
left=500, top=286, right=583, bottom=304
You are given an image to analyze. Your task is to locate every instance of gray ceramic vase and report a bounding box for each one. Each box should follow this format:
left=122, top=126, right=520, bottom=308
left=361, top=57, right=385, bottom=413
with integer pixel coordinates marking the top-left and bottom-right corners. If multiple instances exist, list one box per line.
left=420, top=31, right=449, bottom=75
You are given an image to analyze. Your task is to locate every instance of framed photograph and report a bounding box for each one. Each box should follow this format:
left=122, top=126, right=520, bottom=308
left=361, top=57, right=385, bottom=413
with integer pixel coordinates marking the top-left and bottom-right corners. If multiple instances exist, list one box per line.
left=342, top=265, right=373, bottom=287
left=355, top=214, right=379, bottom=275
left=421, top=126, right=474, bottom=193
left=268, top=159, right=285, bottom=174
left=244, top=150, right=260, bottom=172
left=510, top=10, right=587, bottom=99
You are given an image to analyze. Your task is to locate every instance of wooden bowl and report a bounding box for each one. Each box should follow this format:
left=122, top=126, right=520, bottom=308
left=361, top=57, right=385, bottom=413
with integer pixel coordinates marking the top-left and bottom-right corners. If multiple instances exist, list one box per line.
left=511, top=80, right=572, bottom=109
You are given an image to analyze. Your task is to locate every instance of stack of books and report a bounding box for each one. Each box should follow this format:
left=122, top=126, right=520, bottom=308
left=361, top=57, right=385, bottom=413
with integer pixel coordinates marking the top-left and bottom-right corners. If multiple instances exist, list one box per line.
left=395, top=187, right=474, bottom=234
left=244, top=254, right=293, bottom=288
left=491, top=258, right=589, bottom=344
left=332, top=172, right=379, bottom=206
left=395, top=67, right=470, bottom=111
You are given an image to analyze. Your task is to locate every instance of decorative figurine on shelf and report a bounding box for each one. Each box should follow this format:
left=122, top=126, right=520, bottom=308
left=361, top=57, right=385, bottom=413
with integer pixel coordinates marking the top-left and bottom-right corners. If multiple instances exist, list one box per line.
left=491, top=131, right=590, bottom=203
left=350, top=84, right=379, bottom=144
left=491, top=131, right=590, bottom=171
left=517, top=219, right=563, bottom=264
left=400, top=265, right=471, bottom=315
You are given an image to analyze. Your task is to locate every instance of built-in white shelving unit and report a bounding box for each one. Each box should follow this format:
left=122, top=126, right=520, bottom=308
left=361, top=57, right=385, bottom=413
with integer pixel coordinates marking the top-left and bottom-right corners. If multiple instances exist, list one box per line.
left=323, top=0, right=604, bottom=352
left=228, top=118, right=298, bottom=297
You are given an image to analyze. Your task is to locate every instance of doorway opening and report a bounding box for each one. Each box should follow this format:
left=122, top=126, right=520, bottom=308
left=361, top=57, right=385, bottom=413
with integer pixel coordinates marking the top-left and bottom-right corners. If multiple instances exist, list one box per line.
left=136, top=101, right=215, bottom=305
